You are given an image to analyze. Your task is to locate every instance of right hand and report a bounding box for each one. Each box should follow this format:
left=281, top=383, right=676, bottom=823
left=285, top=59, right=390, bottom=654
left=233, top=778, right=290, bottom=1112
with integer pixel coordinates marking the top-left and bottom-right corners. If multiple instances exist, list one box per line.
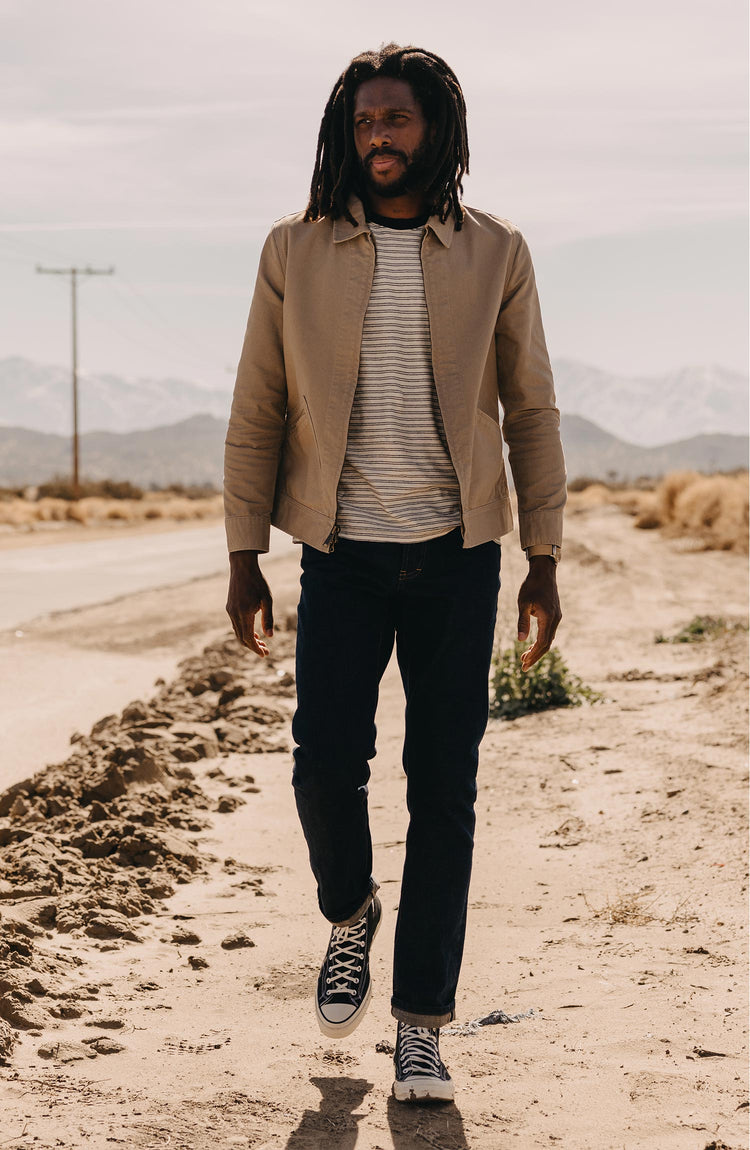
left=226, top=550, right=274, bottom=658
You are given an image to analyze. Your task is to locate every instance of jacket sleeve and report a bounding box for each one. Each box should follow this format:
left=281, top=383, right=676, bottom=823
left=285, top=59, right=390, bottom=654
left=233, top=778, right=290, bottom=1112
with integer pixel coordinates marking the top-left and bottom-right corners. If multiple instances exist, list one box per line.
left=223, top=226, right=287, bottom=553
left=495, top=230, right=567, bottom=550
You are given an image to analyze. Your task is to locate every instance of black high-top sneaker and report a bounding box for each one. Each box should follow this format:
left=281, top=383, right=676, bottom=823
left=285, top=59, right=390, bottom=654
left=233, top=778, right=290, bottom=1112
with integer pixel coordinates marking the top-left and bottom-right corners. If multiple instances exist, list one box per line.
left=392, top=1021, right=454, bottom=1102
left=315, top=895, right=382, bottom=1038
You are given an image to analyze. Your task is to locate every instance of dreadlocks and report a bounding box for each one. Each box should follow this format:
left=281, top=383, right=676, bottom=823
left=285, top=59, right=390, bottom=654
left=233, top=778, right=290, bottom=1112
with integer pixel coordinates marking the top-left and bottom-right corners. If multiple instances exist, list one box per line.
left=304, top=44, right=469, bottom=230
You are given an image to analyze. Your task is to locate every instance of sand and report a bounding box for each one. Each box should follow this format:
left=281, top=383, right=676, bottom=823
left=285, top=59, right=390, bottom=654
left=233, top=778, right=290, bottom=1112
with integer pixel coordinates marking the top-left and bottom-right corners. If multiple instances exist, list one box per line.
left=0, top=504, right=747, bottom=1150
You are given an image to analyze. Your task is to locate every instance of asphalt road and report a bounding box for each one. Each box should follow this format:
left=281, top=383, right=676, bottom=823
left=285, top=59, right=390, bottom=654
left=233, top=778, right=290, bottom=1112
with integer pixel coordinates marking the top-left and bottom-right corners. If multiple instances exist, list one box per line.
left=0, top=523, right=297, bottom=631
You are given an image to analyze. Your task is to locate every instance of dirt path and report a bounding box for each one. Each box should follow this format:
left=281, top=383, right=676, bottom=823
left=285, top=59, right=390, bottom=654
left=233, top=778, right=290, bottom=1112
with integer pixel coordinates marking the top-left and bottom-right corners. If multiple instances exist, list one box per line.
left=1, top=506, right=747, bottom=1150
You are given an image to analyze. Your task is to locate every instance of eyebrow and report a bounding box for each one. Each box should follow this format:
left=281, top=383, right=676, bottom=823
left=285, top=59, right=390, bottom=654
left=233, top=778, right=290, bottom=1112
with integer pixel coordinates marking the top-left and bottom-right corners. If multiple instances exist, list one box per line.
left=353, top=105, right=415, bottom=117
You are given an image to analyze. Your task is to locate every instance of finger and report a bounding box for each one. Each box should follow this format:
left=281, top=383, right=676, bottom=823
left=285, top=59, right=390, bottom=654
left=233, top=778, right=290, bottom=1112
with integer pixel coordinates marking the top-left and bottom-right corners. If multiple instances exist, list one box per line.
left=533, top=612, right=555, bottom=657
left=227, top=608, right=245, bottom=647
left=520, top=638, right=545, bottom=672
left=517, top=602, right=532, bottom=642
left=260, top=593, right=274, bottom=638
left=236, top=608, right=267, bottom=657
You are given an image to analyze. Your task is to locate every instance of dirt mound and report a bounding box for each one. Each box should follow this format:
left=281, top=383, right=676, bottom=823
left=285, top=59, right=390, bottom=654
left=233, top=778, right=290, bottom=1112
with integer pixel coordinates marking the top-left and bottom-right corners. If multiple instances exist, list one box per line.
left=0, top=628, right=295, bottom=1055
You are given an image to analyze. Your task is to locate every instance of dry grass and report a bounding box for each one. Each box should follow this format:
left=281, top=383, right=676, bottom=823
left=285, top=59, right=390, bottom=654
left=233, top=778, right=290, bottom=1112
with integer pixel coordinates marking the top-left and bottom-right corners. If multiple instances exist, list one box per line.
left=0, top=492, right=223, bottom=530
left=567, top=470, right=749, bottom=552
left=584, top=887, right=698, bottom=927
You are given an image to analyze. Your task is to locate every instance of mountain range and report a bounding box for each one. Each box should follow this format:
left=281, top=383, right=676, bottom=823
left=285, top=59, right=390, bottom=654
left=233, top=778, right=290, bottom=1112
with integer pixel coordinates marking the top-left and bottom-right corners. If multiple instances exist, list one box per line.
left=1, top=356, right=747, bottom=449
left=0, top=413, right=746, bottom=489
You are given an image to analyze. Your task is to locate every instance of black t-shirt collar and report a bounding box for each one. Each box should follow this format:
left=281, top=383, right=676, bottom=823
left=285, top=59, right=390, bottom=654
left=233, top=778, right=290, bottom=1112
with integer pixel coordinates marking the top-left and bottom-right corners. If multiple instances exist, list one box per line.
left=366, top=208, right=429, bottom=230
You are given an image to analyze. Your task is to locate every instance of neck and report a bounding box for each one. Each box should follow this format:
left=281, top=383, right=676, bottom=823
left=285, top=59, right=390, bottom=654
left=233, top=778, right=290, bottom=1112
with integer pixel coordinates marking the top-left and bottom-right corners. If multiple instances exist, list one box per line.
left=364, top=191, right=428, bottom=219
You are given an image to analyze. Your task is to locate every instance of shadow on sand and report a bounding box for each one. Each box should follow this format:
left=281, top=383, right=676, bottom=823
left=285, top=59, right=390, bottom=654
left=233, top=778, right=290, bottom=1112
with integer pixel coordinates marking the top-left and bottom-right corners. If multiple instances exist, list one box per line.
left=284, top=1076, right=373, bottom=1149
left=386, top=1094, right=470, bottom=1149
left=283, top=1075, right=471, bottom=1149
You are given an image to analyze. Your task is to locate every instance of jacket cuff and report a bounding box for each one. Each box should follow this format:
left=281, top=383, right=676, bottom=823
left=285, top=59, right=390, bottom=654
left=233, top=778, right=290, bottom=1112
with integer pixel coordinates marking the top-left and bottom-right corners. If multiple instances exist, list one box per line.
left=225, top=515, right=271, bottom=553
left=518, top=509, right=564, bottom=552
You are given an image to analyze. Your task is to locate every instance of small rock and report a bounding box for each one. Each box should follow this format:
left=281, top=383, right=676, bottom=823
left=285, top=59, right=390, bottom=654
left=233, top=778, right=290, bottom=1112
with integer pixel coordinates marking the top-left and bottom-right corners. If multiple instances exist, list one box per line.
left=217, top=795, right=246, bottom=814
left=172, top=743, right=202, bottom=763
left=91, top=713, right=118, bottom=737
left=8, top=795, right=28, bottom=819
left=170, top=928, right=202, bottom=946
left=375, top=1040, right=395, bottom=1055
left=0, top=997, right=49, bottom=1030
left=221, top=931, right=255, bottom=951
left=81, top=764, right=128, bottom=804
left=88, top=1036, right=125, bottom=1055
left=38, top=1039, right=97, bottom=1062
left=84, top=911, right=141, bottom=942
left=0, top=1018, right=16, bottom=1063
left=48, top=1003, right=84, bottom=1020
left=188, top=955, right=209, bottom=970
left=121, top=700, right=150, bottom=723
left=84, top=1017, right=125, bottom=1029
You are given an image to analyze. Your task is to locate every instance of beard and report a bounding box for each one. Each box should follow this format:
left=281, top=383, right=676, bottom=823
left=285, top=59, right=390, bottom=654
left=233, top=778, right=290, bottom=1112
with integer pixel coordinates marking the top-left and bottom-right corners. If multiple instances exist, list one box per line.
left=358, top=136, right=434, bottom=200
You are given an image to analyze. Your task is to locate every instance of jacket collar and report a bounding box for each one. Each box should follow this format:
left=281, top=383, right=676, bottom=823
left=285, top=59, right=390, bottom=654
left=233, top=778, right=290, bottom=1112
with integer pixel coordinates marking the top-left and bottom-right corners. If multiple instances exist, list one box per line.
left=332, top=195, right=455, bottom=248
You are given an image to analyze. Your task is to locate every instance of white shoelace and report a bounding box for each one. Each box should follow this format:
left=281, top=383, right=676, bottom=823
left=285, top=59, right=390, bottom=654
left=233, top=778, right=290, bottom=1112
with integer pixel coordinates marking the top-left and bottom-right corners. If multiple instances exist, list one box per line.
left=397, top=1026, right=443, bottom=1078
left=325, top=920, right=367, bottom=994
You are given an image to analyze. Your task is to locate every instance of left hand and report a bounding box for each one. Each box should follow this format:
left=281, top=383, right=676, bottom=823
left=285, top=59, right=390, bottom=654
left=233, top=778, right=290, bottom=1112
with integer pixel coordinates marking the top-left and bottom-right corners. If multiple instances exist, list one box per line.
left=517, top=556, right=562, bottom=671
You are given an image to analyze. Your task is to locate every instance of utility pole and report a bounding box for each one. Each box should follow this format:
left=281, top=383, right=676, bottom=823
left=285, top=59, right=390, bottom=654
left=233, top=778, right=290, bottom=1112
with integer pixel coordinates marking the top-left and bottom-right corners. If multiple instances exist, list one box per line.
left=36, top=264, right=115, bottom=495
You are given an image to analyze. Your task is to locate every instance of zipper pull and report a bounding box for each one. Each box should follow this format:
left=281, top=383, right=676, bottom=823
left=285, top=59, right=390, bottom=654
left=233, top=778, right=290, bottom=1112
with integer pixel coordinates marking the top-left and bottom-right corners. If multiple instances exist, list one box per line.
left=325, top=523, right=340, bottom=553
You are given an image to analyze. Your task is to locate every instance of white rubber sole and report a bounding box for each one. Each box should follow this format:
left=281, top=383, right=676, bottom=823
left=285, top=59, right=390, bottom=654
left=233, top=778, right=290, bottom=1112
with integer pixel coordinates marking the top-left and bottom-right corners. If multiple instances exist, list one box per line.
left=315, top=977, right=373, bottom=1038
left=314, top=907, right=381, bottom=1039
left=392, top=1075, right=455, bottom=1103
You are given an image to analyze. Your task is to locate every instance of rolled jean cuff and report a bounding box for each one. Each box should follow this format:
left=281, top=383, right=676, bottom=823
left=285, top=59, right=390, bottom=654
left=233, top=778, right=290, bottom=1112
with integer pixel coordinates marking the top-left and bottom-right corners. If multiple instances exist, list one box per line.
left=391, top=1003, right=454, bottom=1028
left=330, top=878, right=379, bottom=927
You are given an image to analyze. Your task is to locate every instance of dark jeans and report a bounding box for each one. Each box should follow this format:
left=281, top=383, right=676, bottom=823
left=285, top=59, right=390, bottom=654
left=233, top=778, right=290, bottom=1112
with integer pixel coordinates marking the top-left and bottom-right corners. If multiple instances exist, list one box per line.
left=292, top=527, right=501, bottom=1026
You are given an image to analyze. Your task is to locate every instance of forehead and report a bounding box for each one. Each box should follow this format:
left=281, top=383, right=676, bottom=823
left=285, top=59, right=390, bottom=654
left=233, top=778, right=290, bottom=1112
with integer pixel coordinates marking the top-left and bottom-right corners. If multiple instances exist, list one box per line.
left=353, top=77, right=420, bottom=115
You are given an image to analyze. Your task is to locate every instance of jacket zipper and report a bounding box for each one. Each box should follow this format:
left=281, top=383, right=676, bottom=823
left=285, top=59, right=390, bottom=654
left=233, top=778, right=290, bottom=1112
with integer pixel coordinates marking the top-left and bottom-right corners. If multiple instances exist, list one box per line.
left=324, top=523, right=340, bottom=553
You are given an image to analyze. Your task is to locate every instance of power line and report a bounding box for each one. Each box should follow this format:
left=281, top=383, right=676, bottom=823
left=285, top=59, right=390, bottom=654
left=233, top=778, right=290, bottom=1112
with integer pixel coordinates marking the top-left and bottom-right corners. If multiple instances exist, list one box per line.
left=35, top=264, right=115, bottom=493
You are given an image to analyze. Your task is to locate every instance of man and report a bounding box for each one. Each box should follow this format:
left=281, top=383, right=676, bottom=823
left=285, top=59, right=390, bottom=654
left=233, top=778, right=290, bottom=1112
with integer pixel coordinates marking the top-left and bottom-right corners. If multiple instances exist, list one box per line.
left=225, top=43, right=565, bottom=1104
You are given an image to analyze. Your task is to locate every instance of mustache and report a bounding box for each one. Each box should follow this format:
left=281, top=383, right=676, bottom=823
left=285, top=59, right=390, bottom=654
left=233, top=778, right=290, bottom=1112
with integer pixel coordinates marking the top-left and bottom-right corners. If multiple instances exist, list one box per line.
left=365, top=147, right=406, bottom=164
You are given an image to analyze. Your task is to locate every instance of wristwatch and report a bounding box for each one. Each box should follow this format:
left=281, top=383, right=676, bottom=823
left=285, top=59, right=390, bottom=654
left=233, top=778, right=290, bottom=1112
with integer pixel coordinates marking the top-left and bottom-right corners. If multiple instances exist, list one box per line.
left=525, top=544, right=561, bottom=564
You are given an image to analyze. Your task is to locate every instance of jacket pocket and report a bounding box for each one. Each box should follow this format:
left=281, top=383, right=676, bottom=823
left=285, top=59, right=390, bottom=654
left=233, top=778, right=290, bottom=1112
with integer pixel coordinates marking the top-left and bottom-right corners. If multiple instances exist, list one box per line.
left=467, top=409, right=509, bottom=508
left=277, top=400, right=322, bottom=508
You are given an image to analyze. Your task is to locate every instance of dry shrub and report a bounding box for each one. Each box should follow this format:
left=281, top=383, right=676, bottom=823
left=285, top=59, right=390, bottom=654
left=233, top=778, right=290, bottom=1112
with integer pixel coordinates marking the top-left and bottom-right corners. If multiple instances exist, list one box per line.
left=0, top=500, right=36, bottom=527
left=105, top=502, right=133, bottom=520
left=631, top=491, right=661, bottom=529
left=567, top=483, right=613, bottom=510
left=65, top=502, right=88, bottom=524
left=670, top=474, right=749, bottom=551
left=0, top=490, right=222, bottom=530
left=656, top=470, right=702, bottom=522
left=35, top=497, right=69, bottom=522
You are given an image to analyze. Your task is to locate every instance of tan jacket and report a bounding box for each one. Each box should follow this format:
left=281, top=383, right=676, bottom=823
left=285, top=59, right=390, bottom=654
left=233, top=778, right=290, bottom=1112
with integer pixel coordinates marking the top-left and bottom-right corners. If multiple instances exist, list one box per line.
left=224, top=196, right=566, bottom=553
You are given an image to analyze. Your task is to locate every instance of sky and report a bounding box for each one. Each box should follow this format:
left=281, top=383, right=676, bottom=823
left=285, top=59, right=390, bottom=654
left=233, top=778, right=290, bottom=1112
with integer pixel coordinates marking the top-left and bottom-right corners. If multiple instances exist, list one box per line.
left=0, top=0, right=747, bottom=391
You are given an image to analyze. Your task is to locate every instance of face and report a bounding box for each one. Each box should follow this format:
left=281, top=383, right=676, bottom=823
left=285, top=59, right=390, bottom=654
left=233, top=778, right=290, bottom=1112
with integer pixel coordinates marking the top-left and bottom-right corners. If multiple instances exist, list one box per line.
left=352, top=77, right=432, bottom=201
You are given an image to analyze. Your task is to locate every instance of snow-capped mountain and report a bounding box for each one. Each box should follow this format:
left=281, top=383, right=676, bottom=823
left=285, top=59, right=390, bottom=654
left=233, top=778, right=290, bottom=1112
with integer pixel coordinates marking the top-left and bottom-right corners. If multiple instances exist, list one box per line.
left=0, top=356, right=747, bottom=448
left=552, top=360, right=748, bottom=447
left=0, top=357, right=232, bottom=435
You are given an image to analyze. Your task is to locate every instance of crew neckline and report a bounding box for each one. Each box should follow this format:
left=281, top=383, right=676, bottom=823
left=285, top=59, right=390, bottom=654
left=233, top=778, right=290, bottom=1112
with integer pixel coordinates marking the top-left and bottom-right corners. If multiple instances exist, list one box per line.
left=367, top=209, right=429, bottom=230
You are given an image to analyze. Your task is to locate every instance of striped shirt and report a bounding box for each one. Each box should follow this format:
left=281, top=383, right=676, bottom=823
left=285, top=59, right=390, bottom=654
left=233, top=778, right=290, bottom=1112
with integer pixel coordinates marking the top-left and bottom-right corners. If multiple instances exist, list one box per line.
left=336, top=219, right=462, bottom=542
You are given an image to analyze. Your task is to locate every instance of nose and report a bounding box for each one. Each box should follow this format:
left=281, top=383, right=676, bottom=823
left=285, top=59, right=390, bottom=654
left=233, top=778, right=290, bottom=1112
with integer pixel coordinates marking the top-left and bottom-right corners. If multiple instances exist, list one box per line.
left=368, top=118, right=391, bottom=150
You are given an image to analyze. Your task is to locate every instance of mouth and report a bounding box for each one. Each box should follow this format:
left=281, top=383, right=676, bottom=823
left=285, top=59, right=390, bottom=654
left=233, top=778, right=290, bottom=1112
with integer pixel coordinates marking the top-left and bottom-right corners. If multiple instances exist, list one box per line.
left=368, top=154, right=402, bottom=174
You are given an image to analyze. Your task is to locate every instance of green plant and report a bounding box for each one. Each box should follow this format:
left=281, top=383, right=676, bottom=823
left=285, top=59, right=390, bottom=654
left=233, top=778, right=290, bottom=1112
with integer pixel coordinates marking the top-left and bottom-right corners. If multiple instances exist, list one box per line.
left=489, top=642, right=603, bottom=720
left=655, top=615, right=748, bottom=644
